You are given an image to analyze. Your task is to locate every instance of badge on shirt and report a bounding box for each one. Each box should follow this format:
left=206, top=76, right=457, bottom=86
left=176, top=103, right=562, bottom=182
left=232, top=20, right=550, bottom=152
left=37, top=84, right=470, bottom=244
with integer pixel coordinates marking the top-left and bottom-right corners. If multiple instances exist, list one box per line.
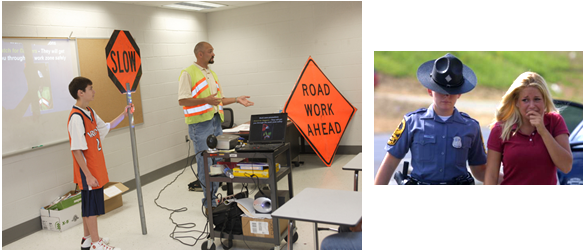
left=388, top=119, right=406, bottom=146
left=452, top=136, right=462, bottom=148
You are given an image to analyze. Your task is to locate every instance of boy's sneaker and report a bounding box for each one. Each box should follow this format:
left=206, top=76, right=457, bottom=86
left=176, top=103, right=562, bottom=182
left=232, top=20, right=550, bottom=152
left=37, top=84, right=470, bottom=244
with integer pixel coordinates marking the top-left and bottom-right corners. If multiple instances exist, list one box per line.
left=81, top=237, right=110, bottom=250
left=90, top=239, right=120, bottom=250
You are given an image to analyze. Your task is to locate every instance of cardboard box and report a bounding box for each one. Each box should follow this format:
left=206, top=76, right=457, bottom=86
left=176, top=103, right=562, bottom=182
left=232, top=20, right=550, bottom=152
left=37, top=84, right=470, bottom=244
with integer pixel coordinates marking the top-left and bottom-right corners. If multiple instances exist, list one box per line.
left=40, top=202, right=82, bottom=232
left=241, top=215, right=288, bottom=238
left=39, top=182, right=128, bottom=232
left=47, top=190, right=82, bottom=211
left=103, top=182, right=129, bottom=213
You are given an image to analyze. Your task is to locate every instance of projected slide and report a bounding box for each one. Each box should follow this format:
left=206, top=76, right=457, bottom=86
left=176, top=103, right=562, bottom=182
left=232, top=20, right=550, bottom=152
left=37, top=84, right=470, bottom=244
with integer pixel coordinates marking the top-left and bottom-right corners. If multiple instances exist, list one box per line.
left=2, top=39, right=77, bottom=118
left=2, top=38, right=78, bottom=155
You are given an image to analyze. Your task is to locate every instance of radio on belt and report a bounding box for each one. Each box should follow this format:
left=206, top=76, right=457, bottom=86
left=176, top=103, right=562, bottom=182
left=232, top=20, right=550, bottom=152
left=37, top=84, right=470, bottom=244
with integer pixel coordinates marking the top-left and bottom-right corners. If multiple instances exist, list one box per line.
left=216, top=135, right=239, bottom=150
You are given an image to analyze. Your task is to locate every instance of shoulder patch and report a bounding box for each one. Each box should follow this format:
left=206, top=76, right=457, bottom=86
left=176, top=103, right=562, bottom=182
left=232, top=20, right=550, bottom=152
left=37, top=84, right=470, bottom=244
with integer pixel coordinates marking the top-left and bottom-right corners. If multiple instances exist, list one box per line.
left=405, top=108, right=427, bottom=117
left=388, top=118, right=406, bottom=146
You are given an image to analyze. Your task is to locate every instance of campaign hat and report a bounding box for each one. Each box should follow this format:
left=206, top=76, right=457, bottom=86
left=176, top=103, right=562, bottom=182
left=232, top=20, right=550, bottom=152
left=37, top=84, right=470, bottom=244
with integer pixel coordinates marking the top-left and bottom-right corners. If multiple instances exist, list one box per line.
left=416, top=53, right=477, bottom=95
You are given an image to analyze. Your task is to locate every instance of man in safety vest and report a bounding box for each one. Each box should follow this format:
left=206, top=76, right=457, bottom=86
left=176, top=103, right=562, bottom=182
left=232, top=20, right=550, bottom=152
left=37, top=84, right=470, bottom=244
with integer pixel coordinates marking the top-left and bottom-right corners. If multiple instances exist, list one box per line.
left=178, top=41, right=254, bottom=209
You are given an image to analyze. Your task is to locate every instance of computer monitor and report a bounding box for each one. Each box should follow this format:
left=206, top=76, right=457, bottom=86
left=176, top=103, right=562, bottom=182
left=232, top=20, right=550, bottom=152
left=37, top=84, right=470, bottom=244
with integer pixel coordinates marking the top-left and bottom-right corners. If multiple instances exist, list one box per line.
left=248, top=113, right=287, bottom=144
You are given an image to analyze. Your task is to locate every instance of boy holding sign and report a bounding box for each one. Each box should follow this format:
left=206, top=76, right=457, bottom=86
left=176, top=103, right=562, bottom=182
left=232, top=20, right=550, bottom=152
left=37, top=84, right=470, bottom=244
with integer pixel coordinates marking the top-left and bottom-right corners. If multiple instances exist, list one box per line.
left=68, top=76, right=132, bottom=250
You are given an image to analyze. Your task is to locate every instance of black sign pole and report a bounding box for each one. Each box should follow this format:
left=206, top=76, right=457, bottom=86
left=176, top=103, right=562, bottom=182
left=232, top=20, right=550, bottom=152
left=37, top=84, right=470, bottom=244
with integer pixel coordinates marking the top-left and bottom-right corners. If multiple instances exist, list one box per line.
left=126, top=83, right=147, bottom=235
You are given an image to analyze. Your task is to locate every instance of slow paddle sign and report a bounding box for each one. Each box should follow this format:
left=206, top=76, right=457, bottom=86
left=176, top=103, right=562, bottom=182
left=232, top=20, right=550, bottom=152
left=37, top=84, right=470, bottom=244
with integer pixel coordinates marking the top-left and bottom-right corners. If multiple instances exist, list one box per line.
left=105, top=30, right=142, bottom=93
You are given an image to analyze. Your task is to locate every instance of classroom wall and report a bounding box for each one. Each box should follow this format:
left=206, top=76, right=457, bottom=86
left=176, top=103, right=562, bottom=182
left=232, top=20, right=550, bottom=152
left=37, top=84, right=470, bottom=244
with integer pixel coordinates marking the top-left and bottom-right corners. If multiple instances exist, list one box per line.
left=206, top=1, right=363, bottom=146
left=1, top=1, right=207, bottom=232
left=2, top=1, right=362, bottom=232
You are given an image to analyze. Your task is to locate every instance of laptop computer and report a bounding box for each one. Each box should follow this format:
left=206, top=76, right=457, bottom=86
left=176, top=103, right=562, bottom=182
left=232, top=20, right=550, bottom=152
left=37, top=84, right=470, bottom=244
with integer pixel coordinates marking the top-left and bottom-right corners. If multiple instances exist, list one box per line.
left=236, top=113, right=287, bottom=152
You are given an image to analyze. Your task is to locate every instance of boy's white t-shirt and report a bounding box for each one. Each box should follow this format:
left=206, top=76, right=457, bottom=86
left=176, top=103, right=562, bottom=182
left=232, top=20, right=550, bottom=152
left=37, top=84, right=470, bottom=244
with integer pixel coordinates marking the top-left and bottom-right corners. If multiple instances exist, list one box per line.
left=68, top=105, right=111, bottom=151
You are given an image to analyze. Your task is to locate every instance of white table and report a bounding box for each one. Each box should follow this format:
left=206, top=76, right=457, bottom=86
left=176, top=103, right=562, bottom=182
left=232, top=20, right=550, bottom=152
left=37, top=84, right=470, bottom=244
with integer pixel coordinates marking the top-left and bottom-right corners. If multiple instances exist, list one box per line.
left=342, top=152, right=362, bottom=191
left=271, top=188, right=362, bottom=250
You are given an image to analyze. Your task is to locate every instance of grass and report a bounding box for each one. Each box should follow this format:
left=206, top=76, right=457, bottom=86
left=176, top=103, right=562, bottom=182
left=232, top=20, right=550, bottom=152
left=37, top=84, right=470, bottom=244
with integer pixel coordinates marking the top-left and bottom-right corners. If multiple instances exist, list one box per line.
left=374, top=51, right=583, bottom=102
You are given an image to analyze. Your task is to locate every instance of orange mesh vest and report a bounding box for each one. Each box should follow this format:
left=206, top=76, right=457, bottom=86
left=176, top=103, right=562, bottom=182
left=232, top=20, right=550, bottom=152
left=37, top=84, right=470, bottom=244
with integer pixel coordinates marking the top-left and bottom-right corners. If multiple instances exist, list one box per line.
left=68, top=107, right=109, bottom=190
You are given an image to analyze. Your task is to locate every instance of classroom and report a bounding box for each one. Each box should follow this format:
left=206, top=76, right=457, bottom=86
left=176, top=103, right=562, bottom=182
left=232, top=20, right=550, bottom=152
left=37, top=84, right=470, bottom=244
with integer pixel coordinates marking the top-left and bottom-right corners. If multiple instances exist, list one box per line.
left=2, top=1, right=362, bottom=250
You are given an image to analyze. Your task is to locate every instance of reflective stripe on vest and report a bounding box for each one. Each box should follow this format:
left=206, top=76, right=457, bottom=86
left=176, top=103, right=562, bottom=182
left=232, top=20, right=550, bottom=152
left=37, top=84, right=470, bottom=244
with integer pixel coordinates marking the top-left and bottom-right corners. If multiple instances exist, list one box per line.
left=183, top=104, right=213, bottom=117
left=180, top=65, right=224, bottom=124
left=191, top=78, right=209, bottom=98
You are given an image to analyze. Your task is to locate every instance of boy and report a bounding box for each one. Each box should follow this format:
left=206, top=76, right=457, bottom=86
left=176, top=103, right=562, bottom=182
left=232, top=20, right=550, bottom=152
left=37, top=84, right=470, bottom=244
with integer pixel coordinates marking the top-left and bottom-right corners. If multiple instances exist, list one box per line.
left=374, top=53, right=487, bottom=185
left=68, top=76, right=131, bottom=249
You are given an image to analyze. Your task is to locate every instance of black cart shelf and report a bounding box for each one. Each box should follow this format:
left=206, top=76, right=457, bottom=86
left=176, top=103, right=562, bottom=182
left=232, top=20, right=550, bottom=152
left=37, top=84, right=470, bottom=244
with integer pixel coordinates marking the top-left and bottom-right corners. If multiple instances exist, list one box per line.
left=202, top=143, right=298, bottom=250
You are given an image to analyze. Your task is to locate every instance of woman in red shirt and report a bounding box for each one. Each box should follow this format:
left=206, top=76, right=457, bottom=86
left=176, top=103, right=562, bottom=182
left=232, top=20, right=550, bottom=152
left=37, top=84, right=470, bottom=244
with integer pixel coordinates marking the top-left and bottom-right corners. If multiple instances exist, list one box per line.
left=485, top=72, right=572, bottom=185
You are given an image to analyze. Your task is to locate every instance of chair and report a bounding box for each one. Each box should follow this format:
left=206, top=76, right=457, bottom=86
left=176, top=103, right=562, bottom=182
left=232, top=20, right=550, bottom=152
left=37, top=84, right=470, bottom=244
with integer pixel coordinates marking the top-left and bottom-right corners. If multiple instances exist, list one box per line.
left=222, top=108, right=234, bottom=129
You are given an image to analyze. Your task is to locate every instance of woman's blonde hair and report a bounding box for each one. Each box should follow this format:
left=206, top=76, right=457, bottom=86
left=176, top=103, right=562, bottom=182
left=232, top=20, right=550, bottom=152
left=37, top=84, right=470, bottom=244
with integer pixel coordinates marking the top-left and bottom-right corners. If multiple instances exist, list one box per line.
left=493, top=72, right=557, bottom=141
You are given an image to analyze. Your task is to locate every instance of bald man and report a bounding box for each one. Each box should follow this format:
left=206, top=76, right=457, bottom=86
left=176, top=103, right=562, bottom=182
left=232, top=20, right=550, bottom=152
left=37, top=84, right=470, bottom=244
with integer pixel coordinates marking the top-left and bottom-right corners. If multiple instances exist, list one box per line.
left=178, top=42, right=254, bottom=209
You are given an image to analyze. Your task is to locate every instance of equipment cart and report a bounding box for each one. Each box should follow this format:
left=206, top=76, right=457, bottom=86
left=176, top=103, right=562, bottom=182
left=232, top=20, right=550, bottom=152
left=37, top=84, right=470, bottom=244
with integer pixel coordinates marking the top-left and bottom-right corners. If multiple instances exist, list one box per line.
left=201, top=143, right=299, bottom=250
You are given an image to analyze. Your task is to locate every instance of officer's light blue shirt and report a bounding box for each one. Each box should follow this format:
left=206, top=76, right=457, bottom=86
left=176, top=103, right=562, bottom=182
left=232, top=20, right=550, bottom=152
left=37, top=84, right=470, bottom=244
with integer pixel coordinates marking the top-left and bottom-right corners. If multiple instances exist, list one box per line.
left=385, top=105, right=487, bottom=183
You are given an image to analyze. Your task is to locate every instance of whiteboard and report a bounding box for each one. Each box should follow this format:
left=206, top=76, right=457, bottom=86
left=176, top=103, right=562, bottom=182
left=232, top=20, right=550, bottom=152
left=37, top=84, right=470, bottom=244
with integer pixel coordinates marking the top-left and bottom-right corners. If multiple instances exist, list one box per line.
left=2, top=37, right=79, bottom=156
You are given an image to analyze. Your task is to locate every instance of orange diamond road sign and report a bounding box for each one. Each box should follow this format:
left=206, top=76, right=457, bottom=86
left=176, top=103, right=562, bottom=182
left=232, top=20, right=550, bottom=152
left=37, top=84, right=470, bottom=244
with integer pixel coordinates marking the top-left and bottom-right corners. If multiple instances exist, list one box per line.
left=284, top=57, right=357, bottom=166
left=105, top=30, right=142, bottom=93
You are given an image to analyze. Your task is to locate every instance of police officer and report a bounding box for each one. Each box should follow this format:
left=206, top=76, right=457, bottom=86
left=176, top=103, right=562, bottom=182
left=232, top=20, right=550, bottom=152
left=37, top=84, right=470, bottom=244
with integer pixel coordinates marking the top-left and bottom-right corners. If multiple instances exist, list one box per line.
left=374, top=53, right=487, bottom=185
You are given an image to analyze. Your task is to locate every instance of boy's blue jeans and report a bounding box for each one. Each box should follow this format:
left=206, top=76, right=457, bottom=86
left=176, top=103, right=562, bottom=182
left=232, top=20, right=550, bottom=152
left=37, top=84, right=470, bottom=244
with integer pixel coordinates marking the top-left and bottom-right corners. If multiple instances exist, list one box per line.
left=188, top=113, right=223, bottom=208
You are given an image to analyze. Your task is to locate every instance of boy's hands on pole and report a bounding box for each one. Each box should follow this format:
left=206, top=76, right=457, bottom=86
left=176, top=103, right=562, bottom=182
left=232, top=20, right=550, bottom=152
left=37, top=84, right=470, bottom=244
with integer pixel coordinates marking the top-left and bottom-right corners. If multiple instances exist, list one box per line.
left=123, top=104, right=135, bottom=117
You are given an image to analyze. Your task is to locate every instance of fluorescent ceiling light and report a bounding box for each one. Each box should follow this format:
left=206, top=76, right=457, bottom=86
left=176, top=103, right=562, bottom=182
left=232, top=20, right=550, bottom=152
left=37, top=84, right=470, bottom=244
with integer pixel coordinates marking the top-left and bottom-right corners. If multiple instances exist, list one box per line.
left=188, top=2, right=225, bottom=8
left=163, top=1, right=226, bottom=11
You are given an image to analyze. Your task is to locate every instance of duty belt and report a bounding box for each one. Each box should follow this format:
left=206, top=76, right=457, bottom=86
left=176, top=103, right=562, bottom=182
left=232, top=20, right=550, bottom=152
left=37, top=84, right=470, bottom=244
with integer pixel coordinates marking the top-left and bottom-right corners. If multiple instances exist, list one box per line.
left=406, top=173, right=475, bottom=185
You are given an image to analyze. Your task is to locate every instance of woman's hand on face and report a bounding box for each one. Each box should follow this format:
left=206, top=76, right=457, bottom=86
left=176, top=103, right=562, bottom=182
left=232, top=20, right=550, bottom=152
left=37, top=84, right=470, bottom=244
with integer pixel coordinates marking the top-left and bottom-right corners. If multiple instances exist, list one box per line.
left=526, top=110, right=544, bottom=130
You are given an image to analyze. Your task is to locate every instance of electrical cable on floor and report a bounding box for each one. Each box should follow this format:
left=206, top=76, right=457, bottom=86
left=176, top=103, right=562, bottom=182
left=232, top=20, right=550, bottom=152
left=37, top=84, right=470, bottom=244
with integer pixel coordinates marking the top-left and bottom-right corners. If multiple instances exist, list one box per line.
left=153, top=142, right=210, bottom=247
left=155, top=143, right=282, bottom=249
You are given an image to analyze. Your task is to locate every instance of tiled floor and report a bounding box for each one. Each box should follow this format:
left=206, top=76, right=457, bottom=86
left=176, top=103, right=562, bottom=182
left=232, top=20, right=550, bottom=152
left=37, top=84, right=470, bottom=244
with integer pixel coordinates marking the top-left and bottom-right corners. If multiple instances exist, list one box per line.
left=3, top=154, right=361, bottom=250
